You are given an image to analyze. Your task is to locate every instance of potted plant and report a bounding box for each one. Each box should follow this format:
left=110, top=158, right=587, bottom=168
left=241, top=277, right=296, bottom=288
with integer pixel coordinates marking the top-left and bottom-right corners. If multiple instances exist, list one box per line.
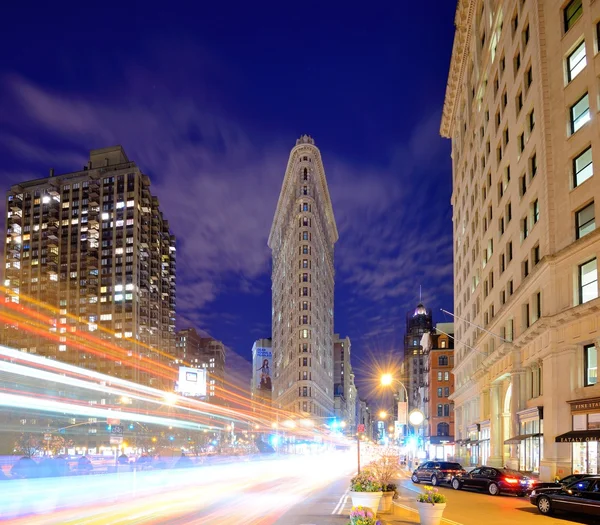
left=416, top=485, right=447, bottom=525
left=349, top=469, right=383, bottom=516
left=347, top=505, right=382, bottom=525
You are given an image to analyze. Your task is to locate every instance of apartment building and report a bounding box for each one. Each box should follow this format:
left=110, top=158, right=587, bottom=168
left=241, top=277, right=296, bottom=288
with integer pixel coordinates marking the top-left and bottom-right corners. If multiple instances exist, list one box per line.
left=3, top=146, right=176, bottom=388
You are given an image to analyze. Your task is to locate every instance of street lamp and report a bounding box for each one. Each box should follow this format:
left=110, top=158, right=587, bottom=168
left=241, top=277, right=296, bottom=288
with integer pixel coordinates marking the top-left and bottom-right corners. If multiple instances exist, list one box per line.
left=379, top=411, right=388, bottom=420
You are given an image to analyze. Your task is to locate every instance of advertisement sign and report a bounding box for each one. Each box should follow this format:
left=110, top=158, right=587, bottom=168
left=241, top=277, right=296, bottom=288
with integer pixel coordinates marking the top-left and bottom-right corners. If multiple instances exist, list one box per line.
left=395, top=421, right=404, bottom=436
left=176, top=366, right=207, bottom=397
left=255, top=348, right=272, bottom=391
left=397, top=401, right=408, bottom=426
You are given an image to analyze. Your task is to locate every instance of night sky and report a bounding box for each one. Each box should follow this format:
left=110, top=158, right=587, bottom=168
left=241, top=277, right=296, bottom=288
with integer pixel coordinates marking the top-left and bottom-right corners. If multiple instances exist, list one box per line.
left=1, top=1, right=457, bottom=398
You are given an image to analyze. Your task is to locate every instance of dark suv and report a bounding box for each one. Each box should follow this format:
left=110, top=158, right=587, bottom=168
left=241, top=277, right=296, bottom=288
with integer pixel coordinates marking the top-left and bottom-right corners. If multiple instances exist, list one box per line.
left=411, top=461, right=466, bottom=486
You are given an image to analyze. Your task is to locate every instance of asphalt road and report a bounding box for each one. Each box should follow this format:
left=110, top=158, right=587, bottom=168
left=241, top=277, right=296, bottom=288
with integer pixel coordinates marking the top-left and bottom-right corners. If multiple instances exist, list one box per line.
left=394, top=475, right=600, bottom=525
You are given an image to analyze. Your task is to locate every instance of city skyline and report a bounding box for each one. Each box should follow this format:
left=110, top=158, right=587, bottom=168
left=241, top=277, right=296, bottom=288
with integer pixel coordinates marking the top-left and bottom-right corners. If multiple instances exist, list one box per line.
left=0, top=2, right=456, bottom=390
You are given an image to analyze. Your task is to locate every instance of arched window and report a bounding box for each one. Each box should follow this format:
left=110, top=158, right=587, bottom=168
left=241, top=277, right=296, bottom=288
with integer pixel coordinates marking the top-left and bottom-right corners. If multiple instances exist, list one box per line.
left=438, top=355, right=448, bottom=366
left=437, top=422, right=450, bottom=436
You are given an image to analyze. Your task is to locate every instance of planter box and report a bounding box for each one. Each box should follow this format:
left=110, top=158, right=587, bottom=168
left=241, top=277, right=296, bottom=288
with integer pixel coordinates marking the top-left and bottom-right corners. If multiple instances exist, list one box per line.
left=417, top=501, right=446, bottom=525
left=349, top=491, right=383, bottom=517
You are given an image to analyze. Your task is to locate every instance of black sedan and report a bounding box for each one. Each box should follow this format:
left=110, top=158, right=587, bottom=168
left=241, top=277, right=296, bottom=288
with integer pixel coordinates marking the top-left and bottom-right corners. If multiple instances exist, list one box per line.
left=530, top=476, right=600, bottom=516
left=530, top=473, right=590, bottom=492
left=451, top=466, right=534, bottom=496
left=411, top=461, right=466, bottom=486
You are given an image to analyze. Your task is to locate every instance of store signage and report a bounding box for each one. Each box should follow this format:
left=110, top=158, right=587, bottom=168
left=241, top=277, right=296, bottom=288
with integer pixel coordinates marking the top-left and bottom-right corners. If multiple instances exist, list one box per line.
left=557, top=435, right=600, bottom=443
left=569, top=399, right=600, bottom=413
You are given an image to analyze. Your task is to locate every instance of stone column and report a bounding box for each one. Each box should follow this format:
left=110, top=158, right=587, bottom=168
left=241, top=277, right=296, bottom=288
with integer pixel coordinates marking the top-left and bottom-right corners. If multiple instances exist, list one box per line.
left=507, top=370, right=525, bottom=469
left=488, top=382, right=503, bottom=467
left=540, top=346, right=577, bottom=481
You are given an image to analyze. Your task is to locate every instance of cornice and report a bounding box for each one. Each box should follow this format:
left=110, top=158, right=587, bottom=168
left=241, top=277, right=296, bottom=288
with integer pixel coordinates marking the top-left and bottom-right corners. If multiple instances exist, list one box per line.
left=440, top=0, right=476, bottom=139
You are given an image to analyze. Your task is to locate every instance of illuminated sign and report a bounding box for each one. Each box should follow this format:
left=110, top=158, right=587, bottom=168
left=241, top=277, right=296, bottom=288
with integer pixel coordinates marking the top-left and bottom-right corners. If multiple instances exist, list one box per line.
left=176, top=366, right=207, bottom=397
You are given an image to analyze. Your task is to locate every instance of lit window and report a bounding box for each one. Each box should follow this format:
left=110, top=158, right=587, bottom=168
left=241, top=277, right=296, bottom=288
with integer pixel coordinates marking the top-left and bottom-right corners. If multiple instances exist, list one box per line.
left=573, top=147, right=593, bottom=187
left=570, top=93, right=590, bottom=134
left=579, top=258, right=598, bottom=304
left=564, top=0, right=583, bottom=32
left=567, top=41, right=587, bottom=82
left=576, top=202, right=595, bottom=239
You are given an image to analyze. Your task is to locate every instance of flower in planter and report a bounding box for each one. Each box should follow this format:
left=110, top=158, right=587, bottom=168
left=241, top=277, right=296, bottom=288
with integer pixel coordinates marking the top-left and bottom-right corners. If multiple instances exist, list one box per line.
left=350, top=470, right=382, bottom=492
left=416, top=485, right=447, bottom=505
left=347, top=505, right=382, bottom=525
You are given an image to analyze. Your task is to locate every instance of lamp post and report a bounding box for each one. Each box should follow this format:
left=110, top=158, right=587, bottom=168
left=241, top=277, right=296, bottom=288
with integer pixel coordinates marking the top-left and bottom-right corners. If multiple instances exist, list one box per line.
left=381, top=374, right=425, bottom=468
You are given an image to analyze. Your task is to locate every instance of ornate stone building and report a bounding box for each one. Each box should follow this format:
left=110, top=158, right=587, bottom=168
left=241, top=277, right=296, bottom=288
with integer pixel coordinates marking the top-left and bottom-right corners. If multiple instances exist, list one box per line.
left=268, top=135, right=338, bottom=416
left=442, top=0, right=600, bottom=480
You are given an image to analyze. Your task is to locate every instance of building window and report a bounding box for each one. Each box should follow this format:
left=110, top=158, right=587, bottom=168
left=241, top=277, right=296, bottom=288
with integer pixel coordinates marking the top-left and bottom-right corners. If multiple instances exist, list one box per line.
left=444, top=387, right=450, bottom=397
left=437, top=422, right=450, bottom=436
left=437, top=404, right=443, bottom=417
left=437, top=387, right=443, bottom=397
left=585, top=344, right=598, bottom=386
left=579, top=258, right=598, bottom=304
left=437, top=372, right=442, bottom=381
left=522, top=217, right=529, bottom=239
left=567, top=40, right=587, bottom=82
left=533, top=199, right=539, bottom=224
left=570, top=93, right=590, bottom=134
left=438, top=355, right=448, bottom=366
left=444, top=372, right=449, bottom=381
left=302, top=301, right=308, bottom=310
left=564, top=0, right=583, bottom=33
left=574, top=147, right=593, bottom=187
left=302, top=231, right=309, bottom=240
left=302, top=245, right=309, bottom=254
left=443, top=404, right=450, bottom=417
left=576, top=202, right=596, bottom=239
left=440, top=340, right=446, bottom=348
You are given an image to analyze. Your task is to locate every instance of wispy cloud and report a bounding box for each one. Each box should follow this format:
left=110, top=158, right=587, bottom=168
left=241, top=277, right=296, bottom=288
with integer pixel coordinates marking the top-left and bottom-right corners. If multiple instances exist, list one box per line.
left=0, top=69, right=452, bottom=361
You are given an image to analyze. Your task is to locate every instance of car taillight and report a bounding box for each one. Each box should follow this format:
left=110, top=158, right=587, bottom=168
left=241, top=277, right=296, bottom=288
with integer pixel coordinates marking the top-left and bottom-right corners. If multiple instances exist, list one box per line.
left=504, top=477, right=519, bottom=484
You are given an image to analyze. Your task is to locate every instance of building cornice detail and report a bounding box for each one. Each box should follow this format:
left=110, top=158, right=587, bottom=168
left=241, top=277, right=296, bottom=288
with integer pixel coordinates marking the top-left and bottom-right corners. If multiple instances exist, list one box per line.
left=440, top=0, right=476, bottom=139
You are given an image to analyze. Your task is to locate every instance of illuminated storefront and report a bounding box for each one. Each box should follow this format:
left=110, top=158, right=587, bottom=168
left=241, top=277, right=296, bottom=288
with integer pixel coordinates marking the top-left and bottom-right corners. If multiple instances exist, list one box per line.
left=556, top=398, right=600, bottom=475
left=505, top=407, right=543, bottom=474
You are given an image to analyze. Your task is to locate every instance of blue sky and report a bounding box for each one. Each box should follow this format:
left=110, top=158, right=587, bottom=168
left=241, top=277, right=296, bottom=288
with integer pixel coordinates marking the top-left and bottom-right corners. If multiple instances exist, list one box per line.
left=1, top=1, right=457, bottom=398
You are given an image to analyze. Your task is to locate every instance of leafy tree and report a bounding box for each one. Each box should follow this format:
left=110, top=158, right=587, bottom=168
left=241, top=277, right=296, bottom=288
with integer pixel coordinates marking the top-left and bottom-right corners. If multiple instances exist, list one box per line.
left=14, top=433, right=43, bottom=457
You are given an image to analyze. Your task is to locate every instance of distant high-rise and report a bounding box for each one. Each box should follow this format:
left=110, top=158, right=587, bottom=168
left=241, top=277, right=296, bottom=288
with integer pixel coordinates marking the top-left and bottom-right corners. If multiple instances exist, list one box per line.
left=2, top=146, right=176, bottom=388
left=176, top=328, right=226, bottom=401
left=400, top=302, right=433, bottom=439
left=268, top=135, right=338, bottom=416
left=333, top=334, right=357, bottom=431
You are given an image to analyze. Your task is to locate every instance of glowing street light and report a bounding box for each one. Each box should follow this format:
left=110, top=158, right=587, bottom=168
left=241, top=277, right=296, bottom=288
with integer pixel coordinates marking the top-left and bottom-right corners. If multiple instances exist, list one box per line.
left=408, top=409, right=425, bottom=426
left=163, top=392, right=177, bottom=405
left=381, top=373, right=393, bottom=386
left=379, top=411, right=388, bottom=419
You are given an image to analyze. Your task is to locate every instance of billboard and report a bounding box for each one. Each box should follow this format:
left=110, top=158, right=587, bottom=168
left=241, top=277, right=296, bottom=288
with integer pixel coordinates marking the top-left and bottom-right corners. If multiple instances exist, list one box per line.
left=254, top=347, right=272, bottom=391
left=176, top=366, right=207, bottom=397
left=397, top=401, right=408, bottom=426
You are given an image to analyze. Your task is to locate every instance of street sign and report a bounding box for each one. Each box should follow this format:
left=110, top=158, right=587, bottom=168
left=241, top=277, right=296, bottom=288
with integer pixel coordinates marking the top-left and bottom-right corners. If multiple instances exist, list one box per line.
left=107, top=418, right=121, bottom=425
left=44, top=433, right=52, bottom=441
left=357, top=424, right=365, bottom=433
left=111, top=425, right=124, bottom=436
left=110, top=436, right=123, bottom=445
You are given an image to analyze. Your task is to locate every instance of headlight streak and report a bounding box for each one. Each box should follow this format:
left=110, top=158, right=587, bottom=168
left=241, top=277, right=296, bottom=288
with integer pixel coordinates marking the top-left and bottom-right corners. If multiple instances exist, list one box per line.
left=1, top=454, right=355, bottom=523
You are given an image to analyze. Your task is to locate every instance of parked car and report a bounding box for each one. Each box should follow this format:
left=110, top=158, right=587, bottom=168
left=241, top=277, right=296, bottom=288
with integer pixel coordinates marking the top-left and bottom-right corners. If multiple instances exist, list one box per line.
left=411, top=461, right=466, bottom=486
left=529, top=473, right=590, bottom=493
left=530, top=475, right=600, bottom=516
left=11, top=456, right=40, bottom=479
left=451, top=466, right=534, bottom=496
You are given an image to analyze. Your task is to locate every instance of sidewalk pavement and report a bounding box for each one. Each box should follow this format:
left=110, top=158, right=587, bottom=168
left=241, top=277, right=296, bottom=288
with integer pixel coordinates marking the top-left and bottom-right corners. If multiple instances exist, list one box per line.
left=377, top=473, right=420, bottom=525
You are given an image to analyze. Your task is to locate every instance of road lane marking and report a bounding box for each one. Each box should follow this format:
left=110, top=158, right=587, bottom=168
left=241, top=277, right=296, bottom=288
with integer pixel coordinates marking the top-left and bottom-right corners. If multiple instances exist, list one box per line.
left=337, top=492, right=349, bottom=515
left=332, top=489, right=349, bottom=514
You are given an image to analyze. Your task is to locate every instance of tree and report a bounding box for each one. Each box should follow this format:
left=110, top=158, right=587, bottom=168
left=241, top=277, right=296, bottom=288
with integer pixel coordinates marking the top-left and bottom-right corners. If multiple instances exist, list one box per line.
left=14, top=433, right=43, bottom=457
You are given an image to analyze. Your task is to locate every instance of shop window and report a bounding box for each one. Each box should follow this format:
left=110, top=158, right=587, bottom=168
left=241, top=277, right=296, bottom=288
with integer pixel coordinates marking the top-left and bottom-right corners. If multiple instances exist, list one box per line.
left=437, top=423, right=450, bottom=436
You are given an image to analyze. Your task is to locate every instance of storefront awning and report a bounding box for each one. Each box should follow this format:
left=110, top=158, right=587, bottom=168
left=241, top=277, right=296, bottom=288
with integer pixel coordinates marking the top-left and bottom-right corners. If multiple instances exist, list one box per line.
left=555, top=430, right=600, bottom=443
left=504, top=433, right=541, bottom=445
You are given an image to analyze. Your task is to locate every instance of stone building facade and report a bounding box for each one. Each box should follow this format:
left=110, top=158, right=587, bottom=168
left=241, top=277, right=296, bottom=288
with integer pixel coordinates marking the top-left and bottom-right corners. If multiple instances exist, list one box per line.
left=268, top=136, right=338, bottom=416
left=442, top=0, right=600, bottom=480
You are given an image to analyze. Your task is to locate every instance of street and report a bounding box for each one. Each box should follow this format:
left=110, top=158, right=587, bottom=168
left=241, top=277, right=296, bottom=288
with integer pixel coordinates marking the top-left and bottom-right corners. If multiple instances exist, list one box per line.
left=392, top=474, right=600, bottom=525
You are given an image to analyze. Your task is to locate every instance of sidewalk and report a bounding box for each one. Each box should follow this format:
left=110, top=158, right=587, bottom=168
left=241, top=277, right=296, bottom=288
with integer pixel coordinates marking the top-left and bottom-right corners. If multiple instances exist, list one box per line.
left=377, top=473, right=420, bottom=525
